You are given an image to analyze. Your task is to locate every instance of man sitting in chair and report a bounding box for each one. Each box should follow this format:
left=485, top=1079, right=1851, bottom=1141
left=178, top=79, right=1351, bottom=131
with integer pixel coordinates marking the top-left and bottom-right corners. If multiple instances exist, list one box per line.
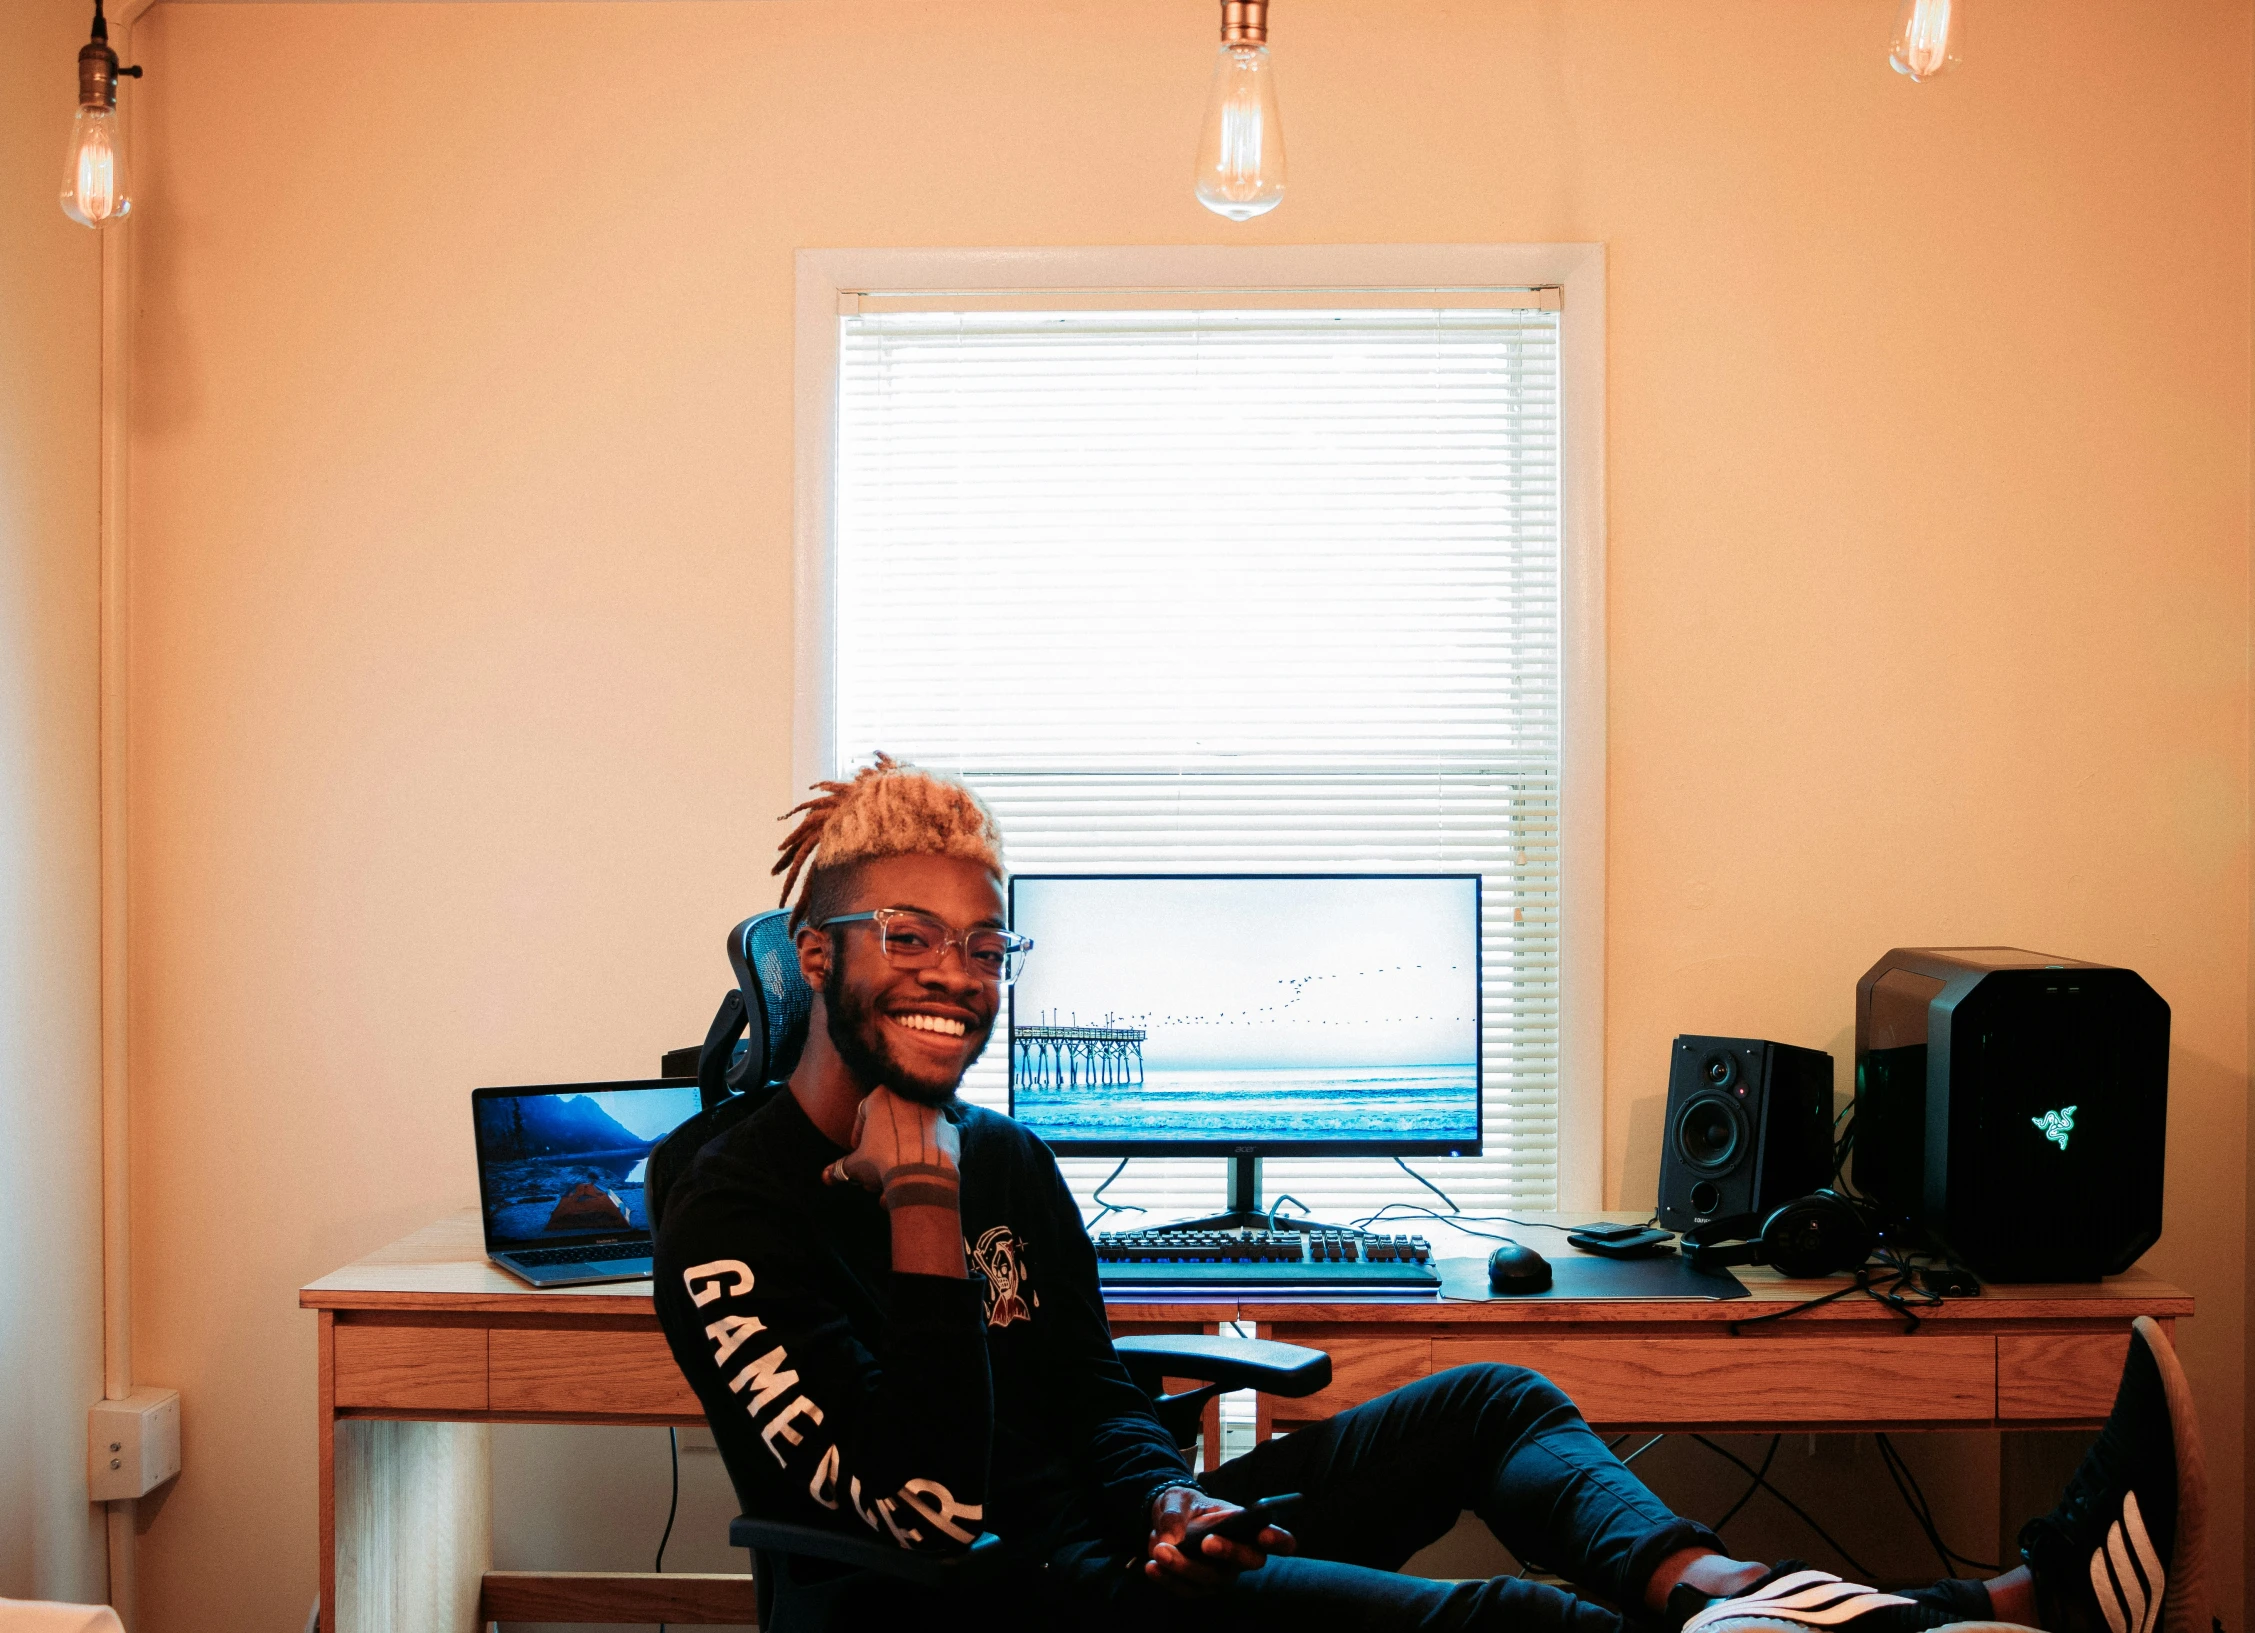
left=654, top=757, right=2203, bottom=1633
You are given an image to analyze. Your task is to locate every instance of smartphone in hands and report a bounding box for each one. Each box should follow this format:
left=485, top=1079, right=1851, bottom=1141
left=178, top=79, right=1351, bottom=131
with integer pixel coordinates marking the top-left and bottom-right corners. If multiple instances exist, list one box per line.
left=1185, top=1492, right=1303, bottom=1546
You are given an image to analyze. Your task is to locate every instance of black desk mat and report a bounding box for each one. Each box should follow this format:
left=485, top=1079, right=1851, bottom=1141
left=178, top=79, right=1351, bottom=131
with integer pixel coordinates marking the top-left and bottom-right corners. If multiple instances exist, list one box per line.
left=1436, top=1252, right=1748, bottom=1302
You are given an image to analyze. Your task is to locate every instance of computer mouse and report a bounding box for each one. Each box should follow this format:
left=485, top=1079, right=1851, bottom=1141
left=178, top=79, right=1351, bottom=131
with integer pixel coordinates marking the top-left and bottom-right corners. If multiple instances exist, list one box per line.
left=1487, top=1242, right=1553, bottom=1294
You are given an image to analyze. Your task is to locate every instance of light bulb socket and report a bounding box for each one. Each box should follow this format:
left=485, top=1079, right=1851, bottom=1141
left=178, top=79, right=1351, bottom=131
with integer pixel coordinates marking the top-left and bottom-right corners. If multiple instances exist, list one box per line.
left=78, top=1, right=139, bottom=109
left=78, top=39, right=121, bottom=108
left=1219, top=0, right=1269, bottom=46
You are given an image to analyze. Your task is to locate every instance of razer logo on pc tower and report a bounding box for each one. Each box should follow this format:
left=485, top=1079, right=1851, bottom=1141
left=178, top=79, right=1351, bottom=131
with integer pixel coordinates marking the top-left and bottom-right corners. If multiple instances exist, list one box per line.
left=2030, top=1105, right=2077, bottom=1150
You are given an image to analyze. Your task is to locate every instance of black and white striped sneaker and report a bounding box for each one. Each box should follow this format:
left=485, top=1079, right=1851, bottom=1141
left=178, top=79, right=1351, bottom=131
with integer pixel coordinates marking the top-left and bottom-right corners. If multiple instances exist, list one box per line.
left=1675, top=1565, right=1986, bottom=1633
left=2020, top=1316, right=2209, bottom=1633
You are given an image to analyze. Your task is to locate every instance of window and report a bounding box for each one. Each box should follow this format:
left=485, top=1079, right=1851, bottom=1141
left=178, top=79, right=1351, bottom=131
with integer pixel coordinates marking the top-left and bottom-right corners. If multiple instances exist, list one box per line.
left=799, top=248, right=1605, bottom=1219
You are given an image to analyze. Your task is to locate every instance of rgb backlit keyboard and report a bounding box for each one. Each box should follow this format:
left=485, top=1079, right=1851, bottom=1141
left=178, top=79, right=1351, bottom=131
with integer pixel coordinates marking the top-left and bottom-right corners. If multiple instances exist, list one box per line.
left=1093, top=1229, right=1439, bottom=1291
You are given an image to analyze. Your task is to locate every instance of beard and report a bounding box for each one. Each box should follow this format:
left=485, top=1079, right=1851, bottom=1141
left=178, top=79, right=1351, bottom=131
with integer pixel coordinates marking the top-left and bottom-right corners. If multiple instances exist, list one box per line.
left=823, top=960, right=991, bottom=1107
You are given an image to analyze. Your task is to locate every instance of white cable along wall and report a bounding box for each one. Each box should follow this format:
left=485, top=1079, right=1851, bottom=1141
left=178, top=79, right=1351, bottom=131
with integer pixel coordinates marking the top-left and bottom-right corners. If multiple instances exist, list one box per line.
left=832, top=300, right=1564, bottom=1219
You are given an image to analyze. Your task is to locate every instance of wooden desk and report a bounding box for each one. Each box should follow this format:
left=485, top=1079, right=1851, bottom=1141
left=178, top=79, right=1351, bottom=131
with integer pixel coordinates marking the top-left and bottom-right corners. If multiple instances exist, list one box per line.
left=301, top=1210, right=2191, bottom=1633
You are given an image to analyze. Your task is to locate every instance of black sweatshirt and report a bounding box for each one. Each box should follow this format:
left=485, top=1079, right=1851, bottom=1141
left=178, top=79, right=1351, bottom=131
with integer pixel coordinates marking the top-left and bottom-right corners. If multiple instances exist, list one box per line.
left=652, top=1087, right=1196, bottom=1558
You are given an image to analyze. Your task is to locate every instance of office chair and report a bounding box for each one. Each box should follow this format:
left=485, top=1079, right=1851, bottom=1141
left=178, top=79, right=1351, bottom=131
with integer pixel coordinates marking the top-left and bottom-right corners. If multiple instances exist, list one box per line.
left=648, top=908, right=1336, bottom=1631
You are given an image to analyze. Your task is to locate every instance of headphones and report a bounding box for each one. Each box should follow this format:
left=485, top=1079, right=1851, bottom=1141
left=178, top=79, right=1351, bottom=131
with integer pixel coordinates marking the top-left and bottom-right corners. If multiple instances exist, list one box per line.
left=1684, top=1189, right=1879, bottom=1278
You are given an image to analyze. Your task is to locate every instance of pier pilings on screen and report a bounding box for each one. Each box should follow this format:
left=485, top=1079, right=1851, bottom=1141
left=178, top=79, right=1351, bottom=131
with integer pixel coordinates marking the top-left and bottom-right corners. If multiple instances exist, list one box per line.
left=1013, top=1023, right=1147, bottom=1090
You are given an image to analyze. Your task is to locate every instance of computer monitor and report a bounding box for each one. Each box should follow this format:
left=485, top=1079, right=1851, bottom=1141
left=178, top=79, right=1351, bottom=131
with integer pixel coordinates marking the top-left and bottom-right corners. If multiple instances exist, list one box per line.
left=1007, top=873, right=1482, bottom=1157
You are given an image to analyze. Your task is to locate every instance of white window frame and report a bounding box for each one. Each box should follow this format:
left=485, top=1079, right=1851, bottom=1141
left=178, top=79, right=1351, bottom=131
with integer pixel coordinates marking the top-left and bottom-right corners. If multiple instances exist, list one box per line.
left=793, top=244, right=1606, bottom=1210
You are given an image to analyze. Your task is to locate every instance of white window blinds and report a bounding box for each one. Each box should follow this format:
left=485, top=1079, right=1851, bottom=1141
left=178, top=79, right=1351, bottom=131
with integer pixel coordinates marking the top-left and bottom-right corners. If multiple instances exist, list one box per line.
left=830, top=302, right=1564, bottom=1219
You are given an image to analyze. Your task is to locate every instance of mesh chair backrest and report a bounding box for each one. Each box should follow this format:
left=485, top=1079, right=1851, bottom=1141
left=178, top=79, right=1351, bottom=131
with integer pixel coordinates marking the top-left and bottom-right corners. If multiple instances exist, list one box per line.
left=647, top=912, right=818, bottom=1236
left=729, top=910, right=815, bottom=1090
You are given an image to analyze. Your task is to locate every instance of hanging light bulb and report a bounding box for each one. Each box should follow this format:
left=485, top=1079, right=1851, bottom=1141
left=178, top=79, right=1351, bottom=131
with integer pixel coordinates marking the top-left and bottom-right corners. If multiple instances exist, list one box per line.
left=1890, top=0, right=1962, bottom=82
left=62, top=0, right=142, bottom=229
left=1194, top=0, right=1286, bottom=222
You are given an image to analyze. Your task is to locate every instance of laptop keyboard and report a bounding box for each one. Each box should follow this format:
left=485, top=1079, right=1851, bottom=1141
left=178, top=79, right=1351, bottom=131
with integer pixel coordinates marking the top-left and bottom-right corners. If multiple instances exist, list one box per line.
left=505, top=1240, right=651, bottom=1268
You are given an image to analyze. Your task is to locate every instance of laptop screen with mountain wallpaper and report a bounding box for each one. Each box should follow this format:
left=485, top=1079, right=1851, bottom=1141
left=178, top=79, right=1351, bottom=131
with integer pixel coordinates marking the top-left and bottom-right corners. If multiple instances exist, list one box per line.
left=471, top=1080, right=703, bottom=1243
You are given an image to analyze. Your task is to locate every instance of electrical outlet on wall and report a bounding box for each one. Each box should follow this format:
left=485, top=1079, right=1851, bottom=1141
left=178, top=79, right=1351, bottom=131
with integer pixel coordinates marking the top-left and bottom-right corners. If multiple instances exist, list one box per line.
left=88, top=1388, right=181, bottom=1501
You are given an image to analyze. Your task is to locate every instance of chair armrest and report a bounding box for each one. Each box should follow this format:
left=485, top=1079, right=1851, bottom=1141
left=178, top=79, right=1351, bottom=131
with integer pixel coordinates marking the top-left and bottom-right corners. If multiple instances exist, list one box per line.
left=1114, top=1334, right=1332, bottom=1399
left=727, top=1516, right=1009, bottom=1585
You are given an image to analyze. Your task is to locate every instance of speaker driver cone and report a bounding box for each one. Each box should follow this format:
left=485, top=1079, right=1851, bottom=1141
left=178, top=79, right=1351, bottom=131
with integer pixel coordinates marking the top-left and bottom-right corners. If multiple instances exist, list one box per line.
left=1673, top=1093, right=1748, bottom=1175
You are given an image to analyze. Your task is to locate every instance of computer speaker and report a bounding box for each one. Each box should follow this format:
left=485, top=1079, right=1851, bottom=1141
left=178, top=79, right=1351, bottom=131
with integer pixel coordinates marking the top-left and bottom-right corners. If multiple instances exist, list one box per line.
left=1656, top=1035, right=1836, bottom=1233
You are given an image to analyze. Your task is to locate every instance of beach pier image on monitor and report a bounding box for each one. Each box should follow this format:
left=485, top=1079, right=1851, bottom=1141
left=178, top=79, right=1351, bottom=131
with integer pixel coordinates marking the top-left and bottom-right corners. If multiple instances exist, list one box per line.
left=1013, top=1022, right=1148, bottom=1090
left=1006, top=874, right=1483, bottom=1152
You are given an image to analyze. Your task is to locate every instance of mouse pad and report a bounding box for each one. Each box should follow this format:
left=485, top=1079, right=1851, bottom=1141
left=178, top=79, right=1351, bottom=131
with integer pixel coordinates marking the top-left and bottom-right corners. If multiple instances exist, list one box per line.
left=1436, top=1252, right=1748, bottom=1302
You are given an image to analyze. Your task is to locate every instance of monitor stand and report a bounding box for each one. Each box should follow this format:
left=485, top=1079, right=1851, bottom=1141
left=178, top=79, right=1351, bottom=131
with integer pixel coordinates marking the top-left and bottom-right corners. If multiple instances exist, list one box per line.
left=1145, top=1157, right=1334, bottom=1236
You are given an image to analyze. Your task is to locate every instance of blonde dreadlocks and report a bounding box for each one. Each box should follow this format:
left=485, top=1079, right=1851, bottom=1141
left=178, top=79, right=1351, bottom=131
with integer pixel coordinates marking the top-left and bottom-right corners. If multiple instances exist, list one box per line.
left=774, top=754, right=1006, bottom=929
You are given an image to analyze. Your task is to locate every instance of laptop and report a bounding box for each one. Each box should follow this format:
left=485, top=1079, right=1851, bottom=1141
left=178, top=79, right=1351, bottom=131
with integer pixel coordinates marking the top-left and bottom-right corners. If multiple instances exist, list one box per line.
left=471, top=1078, right=704, bottom=1288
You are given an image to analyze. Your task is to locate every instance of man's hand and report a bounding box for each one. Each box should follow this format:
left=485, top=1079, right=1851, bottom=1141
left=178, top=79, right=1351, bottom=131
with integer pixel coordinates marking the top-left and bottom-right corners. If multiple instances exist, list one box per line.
left=822, top=1084, right=961, bottom=1199
left=1144, top=1485, right=1293, bottom=1596
left=825, top=1085, right=966, bottom=1278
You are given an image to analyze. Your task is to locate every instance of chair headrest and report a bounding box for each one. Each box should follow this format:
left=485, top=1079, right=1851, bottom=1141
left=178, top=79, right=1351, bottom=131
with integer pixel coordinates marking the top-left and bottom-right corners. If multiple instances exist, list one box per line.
left=652, top=913, right=820, bottom=1229
left=726, top=910, right=815, bottom=1094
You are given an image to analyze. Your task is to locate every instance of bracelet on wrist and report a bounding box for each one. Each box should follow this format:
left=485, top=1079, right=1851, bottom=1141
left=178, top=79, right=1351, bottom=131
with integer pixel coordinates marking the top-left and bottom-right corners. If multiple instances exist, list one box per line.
left=1144, top=1477, right=1202, bottom=1522
left=880, top=1163, right=962, bottom=1212
left=883, top=1161, right=960, bottom=1186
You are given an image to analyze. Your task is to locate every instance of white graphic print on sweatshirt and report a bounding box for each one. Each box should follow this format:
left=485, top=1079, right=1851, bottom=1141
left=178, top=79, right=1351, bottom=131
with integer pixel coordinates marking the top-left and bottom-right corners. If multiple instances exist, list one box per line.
left=682, top=1257, right=985, bottom=1549
left=969, top=1226, right=1036, bottom=1329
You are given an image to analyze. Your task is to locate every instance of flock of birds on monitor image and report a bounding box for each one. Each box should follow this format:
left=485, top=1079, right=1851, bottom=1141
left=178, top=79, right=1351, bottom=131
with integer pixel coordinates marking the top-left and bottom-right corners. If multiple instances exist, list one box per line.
left=1029, top=963, right=1471, bottom=1031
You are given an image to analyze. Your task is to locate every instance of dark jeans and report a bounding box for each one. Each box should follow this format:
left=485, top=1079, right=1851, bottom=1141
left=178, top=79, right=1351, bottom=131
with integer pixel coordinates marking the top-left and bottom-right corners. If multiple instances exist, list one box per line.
left=1048, top=1363, right=1724, bottom=1632
left=774, top=1364, right=1722, bottom=1632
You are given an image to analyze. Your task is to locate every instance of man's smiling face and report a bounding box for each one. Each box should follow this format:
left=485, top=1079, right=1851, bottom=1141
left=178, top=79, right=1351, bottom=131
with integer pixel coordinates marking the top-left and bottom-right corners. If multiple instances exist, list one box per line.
left=801, top=853, right=1006, bottom=1106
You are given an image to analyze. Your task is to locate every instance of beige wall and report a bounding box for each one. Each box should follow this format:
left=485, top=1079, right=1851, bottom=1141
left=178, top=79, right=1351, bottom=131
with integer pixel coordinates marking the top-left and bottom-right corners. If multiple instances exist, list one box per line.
left=0, top=0, right=108, bottom=1605
left=120, top=1, right=2250, bottom=1626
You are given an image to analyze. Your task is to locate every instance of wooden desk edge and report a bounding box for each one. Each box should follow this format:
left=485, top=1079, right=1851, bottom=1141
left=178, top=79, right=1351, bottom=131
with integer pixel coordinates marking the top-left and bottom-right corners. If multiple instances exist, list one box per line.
left=299, top=1210, right=2194, bottom=1322
left=300, top=1286, right=2198, bottom=1321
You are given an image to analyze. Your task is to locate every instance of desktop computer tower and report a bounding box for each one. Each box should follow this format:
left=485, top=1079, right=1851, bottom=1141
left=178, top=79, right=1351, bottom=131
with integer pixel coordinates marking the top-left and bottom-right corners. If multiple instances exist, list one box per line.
left=1853, top=948, right=2169, bottom=1283
left=1656, top=1036, right=1835, bottom=1232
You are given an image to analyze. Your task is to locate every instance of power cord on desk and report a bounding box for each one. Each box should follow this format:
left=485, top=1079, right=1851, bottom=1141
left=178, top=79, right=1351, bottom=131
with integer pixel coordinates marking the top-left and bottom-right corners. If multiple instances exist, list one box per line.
left=1877, top=1238, right=1985, bottom=1301
left=1348, top=1203, right=1563, bottom=1239
left=1832, top=1101, right=1859, bottom=1188
left=655, top=1426, right=680, bottom=1633
left=1393, top=1156, right=1462, bottom=1214
left=1088, top=1157, right=1147, bottom=1229
left=1726, top=1253, right=1941, bottom=1337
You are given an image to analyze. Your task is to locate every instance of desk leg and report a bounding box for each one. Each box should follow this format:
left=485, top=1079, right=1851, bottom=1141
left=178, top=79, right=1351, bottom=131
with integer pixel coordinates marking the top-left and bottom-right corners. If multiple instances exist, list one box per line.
left=333, top=1418, right=491, bottom=1633
left=319, top=1312, right=335, bottom=1632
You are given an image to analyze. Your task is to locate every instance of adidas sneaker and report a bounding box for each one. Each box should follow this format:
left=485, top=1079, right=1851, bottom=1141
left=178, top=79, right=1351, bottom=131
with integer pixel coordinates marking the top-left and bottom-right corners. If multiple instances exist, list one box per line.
left=2019, top=1315, right=2209, bottom=1633
left=1672, top=1564, right=1990, bottom=1633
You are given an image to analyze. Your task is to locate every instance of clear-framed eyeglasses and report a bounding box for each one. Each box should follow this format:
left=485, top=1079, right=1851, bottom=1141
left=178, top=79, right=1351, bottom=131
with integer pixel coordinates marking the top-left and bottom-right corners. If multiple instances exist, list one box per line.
left=818, top=908, right=1035, bottom=987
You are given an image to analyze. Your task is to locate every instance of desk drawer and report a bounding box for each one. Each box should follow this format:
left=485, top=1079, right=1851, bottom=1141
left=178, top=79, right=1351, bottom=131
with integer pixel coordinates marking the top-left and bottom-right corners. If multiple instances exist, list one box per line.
left=1275, top=1338, right=1434, bottom=1418
left=334, top=1322, right=488, bottom=1410
left=1998, top=1332, right=2129, bottom=1421
left=1277, top=1336, right=1995, bottom=1425
left=490, top=1328, right=702, bottom=1417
